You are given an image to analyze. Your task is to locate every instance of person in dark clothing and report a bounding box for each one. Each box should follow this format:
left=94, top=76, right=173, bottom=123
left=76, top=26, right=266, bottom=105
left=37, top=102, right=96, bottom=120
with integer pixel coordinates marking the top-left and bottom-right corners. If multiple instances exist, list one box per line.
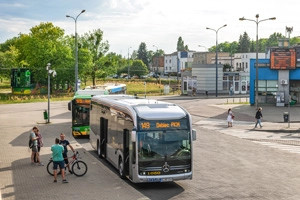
left=59, top=133, right=75, bottom=174
left=254, top=107, right=263, bottom=128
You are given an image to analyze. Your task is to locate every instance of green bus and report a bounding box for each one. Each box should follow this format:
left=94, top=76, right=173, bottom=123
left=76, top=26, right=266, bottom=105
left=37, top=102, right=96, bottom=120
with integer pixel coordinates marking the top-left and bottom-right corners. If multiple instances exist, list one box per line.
left=68, top=84, right=126, bottom=138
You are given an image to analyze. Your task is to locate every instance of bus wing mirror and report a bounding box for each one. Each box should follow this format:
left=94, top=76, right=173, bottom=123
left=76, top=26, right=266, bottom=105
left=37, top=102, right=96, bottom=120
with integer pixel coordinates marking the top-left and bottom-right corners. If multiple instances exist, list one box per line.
left=131, top=130, right=136, bottom=142
left=68, top=101, right=71, bottom=111
left=192, top=129, right=196, bottom=141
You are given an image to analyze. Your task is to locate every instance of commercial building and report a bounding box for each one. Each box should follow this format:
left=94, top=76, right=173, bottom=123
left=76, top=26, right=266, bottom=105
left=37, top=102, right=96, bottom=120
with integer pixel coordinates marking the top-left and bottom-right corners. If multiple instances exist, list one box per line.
left=250, top=46, right=300, bottom=106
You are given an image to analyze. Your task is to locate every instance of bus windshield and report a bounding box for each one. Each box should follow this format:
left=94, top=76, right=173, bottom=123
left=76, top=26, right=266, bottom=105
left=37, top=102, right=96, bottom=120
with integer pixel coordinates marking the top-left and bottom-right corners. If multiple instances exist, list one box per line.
left=137, top=130, right=191, bottom=161
left=72, top=103, right=89, bottom=126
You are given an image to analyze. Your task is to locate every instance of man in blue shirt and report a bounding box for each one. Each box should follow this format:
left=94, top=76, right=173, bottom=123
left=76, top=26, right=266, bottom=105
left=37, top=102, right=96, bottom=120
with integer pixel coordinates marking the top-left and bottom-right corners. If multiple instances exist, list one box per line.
left=51, top=138, right=68, bottom=183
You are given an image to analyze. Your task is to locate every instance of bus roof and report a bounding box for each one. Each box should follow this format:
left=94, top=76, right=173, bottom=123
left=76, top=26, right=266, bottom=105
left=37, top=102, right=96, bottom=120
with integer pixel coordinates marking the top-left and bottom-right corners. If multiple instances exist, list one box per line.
left=91, top=95, right=187, bottom=120
left=75, top=89, right=105, bottom=97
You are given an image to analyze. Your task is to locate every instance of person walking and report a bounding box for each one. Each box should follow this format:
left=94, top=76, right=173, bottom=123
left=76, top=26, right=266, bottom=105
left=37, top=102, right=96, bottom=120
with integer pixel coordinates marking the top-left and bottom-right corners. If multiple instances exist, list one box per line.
left=59, top=133, right=75, bottom=174
left=51, top=138, right=68, bottom=183
left=227, top=108, right=234, bottom=127
left=30, top=126, right=43, bottom=166
left=254, top=107, right=263, bottom=128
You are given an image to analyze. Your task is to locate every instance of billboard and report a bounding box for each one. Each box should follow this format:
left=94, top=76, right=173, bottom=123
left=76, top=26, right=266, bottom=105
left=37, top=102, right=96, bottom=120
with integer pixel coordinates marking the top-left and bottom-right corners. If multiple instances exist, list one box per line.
left=270, top=48, right=296, bottom=70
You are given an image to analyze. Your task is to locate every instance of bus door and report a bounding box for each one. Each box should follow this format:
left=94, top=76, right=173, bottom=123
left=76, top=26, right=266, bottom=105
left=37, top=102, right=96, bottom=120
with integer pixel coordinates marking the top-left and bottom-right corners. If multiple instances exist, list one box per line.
left=129, top=130, right=136, bottom=180
left=100, top=117, right=108, bottom=158
left=123, top=129, right=129, bottom=175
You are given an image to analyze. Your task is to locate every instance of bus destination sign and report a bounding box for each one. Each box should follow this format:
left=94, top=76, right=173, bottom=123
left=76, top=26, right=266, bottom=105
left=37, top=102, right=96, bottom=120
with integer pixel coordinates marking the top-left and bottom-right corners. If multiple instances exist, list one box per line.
left=75, top=99, right=91, bottom=105
left=139, top=120, right=187, bottom=130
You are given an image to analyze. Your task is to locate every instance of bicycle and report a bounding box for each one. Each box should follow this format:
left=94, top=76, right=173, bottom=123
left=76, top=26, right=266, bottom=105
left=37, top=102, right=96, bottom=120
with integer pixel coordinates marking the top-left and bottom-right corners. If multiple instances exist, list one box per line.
left=47, top=151, right=88, bottom=177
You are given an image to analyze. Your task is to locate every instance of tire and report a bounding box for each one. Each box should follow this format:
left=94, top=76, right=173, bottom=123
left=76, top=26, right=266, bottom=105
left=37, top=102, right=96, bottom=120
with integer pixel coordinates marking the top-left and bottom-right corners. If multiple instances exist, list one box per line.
left=47, top=160, right=54, bottom=176
left=72, top=161, right=88, bottom=177
left=118, top=157, right=125, bottom=179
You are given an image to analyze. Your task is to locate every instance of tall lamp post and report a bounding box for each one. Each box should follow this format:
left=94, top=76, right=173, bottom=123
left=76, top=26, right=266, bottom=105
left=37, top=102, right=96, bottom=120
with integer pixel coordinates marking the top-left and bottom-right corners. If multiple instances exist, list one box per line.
left=206, top=24, right=227, bottom=97
left=66, top=9, right=85, bottom=92
left=198, top=45, right=208, bottom=51
left=239, top=14, right=276, bottom=108
left=46, top=63, right=56, bottom=123
left=127, top=47, right=132, bottom=80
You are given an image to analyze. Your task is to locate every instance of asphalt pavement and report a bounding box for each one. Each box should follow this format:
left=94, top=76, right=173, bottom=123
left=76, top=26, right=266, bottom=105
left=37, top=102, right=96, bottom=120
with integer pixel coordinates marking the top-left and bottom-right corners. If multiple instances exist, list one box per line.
left=2, top=94, right=300, bottom=200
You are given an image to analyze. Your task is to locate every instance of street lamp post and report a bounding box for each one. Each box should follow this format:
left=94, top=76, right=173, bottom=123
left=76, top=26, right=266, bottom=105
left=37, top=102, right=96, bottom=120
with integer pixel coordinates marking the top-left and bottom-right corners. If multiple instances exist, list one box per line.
left=239, top=14, right=276, bottom=108
left=66, top=9, right=85, bottom=92
left=127, top=47, right=132, bottom=80
left=206, top=24, right=227, bottom=97
left=198, top=45, right=208, bottom=51
left=46, top=63, right=56, bottom=123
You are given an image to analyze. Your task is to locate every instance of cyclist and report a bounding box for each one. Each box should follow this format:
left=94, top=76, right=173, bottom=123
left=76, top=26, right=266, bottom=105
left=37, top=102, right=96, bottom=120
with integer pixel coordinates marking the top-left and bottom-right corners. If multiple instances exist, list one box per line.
left=51, top=138, right=68, bottom=183
left=59, top=133, right=75, bottom=174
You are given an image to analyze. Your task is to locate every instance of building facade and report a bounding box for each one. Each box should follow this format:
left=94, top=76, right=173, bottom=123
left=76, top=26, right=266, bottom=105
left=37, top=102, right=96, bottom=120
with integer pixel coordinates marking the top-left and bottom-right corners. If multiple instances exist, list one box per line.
left=234, top=53, right=266, bottom=72
left=152, top=56, right=164, bottom=74
left=164, top=52, right=178, bottom=74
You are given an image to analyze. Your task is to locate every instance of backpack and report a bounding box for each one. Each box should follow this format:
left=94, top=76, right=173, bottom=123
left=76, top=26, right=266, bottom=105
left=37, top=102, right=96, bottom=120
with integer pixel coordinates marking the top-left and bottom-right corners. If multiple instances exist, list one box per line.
left=29, top=136, right=34, bottom=149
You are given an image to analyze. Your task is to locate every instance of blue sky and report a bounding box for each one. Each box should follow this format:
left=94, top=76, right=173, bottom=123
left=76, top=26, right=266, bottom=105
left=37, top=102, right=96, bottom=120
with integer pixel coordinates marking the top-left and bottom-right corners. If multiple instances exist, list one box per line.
left=0, top=0, right=299, bottom=57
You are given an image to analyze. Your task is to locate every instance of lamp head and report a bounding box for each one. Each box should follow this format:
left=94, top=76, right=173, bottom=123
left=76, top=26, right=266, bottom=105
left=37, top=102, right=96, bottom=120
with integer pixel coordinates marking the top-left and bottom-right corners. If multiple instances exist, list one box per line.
left=255, top=14, right=259, bottom=19
left=239, top=17, right=245, bottom=21
left=66, top=15, right=70, bottom=18
left=81, top=10, right=86, bottom=13
left=223, top=24, right=227, bottom=27
left=270, top=17, right=276, bottom=20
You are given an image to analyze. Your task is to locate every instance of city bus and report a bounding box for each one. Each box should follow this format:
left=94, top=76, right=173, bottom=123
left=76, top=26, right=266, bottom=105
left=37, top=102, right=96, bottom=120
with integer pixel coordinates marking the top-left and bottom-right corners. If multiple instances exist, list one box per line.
left=89, top=95, right=196, bottom=183
left=68, top=84, right=126, bottom=138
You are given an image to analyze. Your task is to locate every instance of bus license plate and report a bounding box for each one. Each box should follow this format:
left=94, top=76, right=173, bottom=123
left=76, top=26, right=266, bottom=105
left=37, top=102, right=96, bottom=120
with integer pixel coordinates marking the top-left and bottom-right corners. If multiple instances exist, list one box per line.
left=147, top=178, right=173, bottom=182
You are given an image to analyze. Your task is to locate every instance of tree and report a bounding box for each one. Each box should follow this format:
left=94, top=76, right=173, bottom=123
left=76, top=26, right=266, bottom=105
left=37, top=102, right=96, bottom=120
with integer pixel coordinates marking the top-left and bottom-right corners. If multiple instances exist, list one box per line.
left=80, top=29, right=109, bottom=86
left=238, top=32, right=251, bottom=53
left=266, top=32, right=284, bottom=48
left=0, top=46, right=20, bottom=79
left=177, top=37, right=185, bottom=51
left=129, top=60, right=148, bottom=77
left=14, top=22, right=74, bottom=87
left=137, top=42, right=149, bottom=67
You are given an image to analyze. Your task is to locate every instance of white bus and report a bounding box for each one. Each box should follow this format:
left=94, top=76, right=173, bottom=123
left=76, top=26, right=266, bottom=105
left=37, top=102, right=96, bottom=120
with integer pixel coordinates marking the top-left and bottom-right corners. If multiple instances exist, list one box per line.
left=90, top=95, right=196, bottom=183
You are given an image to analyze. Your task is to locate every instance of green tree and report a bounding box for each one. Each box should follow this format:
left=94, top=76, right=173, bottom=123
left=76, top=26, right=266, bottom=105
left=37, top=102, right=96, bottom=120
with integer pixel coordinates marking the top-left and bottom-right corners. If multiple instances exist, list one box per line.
left=15, top=22, right=74, bottom=87
left=137, top=42, right=149, bottom=67
left=0, top=46, right=20, bottom=79
left=80, top=29, right=109, bottom=86
left=129, top=60, right=148, bottom=77
left=238, top=32, right=251, bottom=53
left=265, top=32, right=284, bottom=48
left=290, top=37, right=300, bottom=46
left=177, top=36, right=185, bottom=51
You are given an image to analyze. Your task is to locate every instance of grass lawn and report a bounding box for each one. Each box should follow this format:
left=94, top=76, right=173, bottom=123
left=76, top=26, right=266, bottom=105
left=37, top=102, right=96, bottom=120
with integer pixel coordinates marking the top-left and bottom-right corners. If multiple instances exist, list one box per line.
left=0, top=78, right=181, bottom=104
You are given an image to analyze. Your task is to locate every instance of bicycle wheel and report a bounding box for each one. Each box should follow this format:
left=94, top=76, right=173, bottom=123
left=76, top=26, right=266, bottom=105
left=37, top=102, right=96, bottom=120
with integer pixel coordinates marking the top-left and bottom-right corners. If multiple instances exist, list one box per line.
left=47, top=160, right=54, bottom=176
left=72, top=160, right=88, bottom=177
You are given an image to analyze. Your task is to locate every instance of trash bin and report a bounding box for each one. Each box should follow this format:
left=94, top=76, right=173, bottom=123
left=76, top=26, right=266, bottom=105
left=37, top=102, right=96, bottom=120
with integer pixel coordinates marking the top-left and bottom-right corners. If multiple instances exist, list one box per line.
left=43, top=110, right=48, bottom=120
left=283, top=112, right=289, bottom=122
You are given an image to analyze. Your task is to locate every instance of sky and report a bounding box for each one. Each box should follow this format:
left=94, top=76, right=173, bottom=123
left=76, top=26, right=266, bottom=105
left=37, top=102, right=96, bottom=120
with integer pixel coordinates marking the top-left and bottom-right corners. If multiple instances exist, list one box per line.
left=0, top=0, right=299, bottom=57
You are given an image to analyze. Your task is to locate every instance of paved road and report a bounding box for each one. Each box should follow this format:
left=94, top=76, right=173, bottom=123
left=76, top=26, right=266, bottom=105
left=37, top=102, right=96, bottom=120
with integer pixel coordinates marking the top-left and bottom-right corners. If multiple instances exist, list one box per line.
left=2, top=99, right=300, bottom=200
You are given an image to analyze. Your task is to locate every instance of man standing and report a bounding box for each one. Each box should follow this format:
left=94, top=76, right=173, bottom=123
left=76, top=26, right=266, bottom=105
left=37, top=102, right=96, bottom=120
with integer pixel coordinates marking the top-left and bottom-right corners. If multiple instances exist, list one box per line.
left=30, top=126, right=43, bottom=166
left=51, top=138, right=68, bottom=183
left=59, top=133, right=75, bottom=174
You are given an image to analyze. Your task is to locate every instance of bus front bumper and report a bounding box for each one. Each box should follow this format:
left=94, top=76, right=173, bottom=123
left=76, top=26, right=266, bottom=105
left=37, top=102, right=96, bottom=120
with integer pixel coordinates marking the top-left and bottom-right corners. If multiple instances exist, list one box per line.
left=134, top=172, right=192, bottom=183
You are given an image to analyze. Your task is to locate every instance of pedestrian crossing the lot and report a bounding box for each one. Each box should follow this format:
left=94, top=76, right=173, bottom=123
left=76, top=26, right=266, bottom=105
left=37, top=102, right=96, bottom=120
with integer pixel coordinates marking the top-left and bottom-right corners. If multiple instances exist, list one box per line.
left=194, top=118, right=300, bottom=155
